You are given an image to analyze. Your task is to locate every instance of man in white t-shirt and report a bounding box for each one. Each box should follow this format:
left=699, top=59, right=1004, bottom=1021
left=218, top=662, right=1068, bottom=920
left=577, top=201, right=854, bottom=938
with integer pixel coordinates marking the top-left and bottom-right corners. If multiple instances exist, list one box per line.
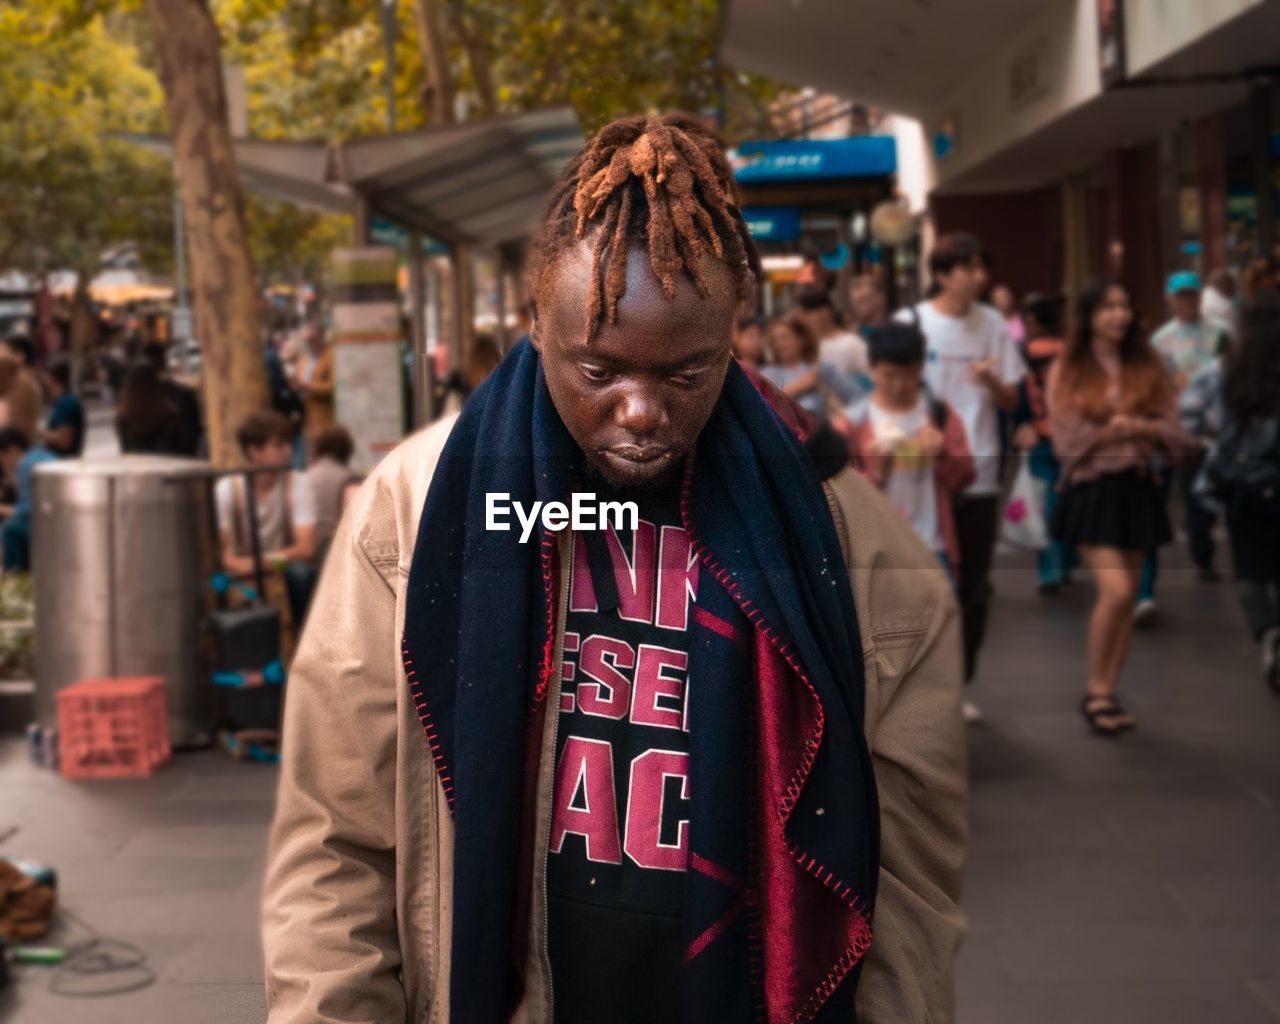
left=896, top=233, right=1023, bottom=703
left=215, top=410, right=319, bottom=624
left=795, top=285, right=870, bottom=379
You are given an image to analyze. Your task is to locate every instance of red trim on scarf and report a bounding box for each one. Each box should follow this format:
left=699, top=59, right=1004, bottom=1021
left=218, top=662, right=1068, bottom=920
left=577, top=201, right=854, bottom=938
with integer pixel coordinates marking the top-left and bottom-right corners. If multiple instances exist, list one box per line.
left=402, top=638, right=456, bottom=812
left=679, top=459, right=873, bottom=1024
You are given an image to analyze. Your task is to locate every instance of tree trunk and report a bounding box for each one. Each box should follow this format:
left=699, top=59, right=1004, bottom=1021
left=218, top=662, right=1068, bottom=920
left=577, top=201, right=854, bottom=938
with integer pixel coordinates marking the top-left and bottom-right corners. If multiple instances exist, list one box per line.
left=144, top=0, right=268, bottom=467
left=414, top=0, right=456, bottom=126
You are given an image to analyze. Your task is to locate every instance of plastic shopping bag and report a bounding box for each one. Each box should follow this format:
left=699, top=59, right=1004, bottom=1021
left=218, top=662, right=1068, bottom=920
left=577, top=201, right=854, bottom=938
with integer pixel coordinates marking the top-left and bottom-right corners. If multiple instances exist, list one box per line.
left=1001, top=458, right=1048, bottom=550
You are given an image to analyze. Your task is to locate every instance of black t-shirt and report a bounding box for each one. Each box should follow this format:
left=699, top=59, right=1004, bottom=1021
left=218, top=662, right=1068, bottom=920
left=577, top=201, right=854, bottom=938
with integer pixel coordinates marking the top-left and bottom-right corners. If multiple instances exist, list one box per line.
left=547, top=485, right=700, bottom=1023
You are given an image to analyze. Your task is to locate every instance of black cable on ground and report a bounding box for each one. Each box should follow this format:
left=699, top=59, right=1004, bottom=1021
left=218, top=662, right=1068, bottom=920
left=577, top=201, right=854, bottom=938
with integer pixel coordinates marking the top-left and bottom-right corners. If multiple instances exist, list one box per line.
left=42, top=907, right=156, bottom=998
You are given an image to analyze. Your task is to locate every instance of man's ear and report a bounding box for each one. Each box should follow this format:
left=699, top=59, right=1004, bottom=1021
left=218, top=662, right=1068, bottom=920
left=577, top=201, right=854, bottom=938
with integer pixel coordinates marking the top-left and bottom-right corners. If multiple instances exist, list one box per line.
left=527, top=298, right=542, bottom=352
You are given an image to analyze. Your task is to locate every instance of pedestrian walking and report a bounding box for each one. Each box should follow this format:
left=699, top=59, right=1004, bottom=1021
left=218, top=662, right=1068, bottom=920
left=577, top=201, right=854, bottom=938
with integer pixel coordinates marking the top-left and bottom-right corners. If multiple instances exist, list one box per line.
left=1013, top=293, right=1076, bottom=593
left=795, top=284, right=870, bottom=379
left=1049, top=278, right=1185, bottom=735
left=1197, top=292, right=1280, bottom=691
left=1142, top=271, right=1231, bottom=605
left=262, top=112, right=966, bottom=1024
left=1201, top=268, right=1239, bottom=338
left=731, top=314, right=767, bottom=370
left=898, top=233, right=1023, bottom=715
left=303, top=424, right=360, bottom=564
left=847, top=321, right=975, bottom=580
left=292, top=321, right=335, bottom=443
left=760, top=313, right=860, bottom=419
left=990, top=284, right=1026, bottom=346
left=849, top=273, right=889, bottom=339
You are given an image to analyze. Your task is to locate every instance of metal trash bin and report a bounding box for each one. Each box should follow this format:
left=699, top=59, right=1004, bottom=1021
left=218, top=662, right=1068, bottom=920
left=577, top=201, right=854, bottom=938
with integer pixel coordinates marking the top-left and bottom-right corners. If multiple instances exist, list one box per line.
left=32, top=455, right=217, bottom=746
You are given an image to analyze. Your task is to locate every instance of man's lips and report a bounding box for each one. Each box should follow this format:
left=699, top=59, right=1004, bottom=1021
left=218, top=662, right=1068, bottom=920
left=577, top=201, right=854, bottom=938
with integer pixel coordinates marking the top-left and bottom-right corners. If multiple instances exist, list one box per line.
left=605, top=444, right=674, bottom=464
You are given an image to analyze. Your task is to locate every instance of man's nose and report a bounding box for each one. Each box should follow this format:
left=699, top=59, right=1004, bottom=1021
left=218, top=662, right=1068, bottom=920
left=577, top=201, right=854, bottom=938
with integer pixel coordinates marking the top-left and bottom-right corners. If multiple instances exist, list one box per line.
left=615, top=388, right=665, bottom=436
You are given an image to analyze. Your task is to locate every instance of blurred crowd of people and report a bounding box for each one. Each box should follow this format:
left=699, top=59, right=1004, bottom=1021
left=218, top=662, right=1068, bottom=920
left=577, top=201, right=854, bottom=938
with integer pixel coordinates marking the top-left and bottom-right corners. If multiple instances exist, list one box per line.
left=0, top=335, right=85, bottom=572
left=736, top=234, right=1280, bottom=730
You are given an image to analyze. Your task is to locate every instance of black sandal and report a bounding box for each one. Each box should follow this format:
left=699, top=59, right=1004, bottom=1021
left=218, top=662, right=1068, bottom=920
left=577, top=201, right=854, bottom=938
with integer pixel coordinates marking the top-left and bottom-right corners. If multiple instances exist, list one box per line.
left=1079, top=695, right=1136, bottom=736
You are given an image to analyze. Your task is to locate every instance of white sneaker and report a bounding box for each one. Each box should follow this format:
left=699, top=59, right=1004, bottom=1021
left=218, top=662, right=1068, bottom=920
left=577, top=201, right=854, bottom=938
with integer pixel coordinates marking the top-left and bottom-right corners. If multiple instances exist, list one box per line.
left=1133, top=599, right=1159, bottom=628
left=962, top=699, right=984, bottom=724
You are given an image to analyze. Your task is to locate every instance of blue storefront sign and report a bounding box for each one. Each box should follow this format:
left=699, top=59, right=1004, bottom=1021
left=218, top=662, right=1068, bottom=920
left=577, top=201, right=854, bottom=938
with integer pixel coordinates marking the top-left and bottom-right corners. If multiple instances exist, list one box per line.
left=733, top=137, right=897, bottom=184
left=742, top=206, right=802, bottom=242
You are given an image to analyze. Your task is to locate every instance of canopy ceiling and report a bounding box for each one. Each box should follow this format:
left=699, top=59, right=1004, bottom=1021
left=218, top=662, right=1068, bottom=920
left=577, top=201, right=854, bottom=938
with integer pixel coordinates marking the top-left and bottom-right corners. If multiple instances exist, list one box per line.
left=125, top=106, right=582, bottom=249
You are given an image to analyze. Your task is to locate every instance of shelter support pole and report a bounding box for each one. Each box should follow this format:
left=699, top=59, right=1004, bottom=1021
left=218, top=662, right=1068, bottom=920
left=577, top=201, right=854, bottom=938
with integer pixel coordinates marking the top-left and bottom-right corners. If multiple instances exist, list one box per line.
left=354, top=198, right=372, bottom=245
left=495, top=253, right=509, bottom=352
left=449, top=245, right=465, bottom=374
left=409, top=230, right=434, bottom=427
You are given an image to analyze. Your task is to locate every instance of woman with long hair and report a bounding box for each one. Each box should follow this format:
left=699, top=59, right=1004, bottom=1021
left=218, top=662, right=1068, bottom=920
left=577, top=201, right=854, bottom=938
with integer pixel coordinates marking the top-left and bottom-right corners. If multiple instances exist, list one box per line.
left=1049, top=278, right=1185, bottom=735
left=1205, top=292, right=1280, bottom=690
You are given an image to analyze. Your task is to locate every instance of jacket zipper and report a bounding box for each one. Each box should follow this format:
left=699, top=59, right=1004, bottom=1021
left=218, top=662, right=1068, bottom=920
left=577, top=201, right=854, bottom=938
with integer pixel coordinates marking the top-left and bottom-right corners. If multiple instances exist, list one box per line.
left=538, top=530, right=572, bottom=1022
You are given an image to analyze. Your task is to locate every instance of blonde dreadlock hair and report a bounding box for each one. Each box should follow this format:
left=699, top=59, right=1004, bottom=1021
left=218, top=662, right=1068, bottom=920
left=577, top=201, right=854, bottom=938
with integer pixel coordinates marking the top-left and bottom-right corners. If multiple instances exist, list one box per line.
left=528, top=113, right=761, bottom=344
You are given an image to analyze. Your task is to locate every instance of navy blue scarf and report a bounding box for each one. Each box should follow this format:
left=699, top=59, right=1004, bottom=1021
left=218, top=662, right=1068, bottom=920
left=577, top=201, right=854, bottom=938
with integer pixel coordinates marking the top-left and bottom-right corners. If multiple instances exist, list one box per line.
left=402, top=339, right=878, bottom=1023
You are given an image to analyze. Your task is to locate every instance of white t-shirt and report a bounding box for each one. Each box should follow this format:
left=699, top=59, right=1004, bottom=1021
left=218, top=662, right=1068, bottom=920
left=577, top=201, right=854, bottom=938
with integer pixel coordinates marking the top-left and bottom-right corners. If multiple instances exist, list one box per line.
left=215, top=471, right=317, bottom=556
left=897, top=301, right=1023, bottom=495
left=867, top=397, right=942, bottom=553
left=818, top=331, right=870, bottom=377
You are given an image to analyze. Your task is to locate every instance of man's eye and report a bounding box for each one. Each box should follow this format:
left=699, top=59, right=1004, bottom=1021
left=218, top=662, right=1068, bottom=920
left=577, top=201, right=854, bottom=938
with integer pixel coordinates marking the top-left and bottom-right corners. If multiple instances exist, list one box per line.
left=671, top=369, right=704, bottom=387
left=580, top=365, right=612, bottom=383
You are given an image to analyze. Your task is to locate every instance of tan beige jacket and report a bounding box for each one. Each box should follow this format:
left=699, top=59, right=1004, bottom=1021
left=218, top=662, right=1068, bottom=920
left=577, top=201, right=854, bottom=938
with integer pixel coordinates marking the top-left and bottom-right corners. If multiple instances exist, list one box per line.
left=263, top=416, right=967, bottom=1024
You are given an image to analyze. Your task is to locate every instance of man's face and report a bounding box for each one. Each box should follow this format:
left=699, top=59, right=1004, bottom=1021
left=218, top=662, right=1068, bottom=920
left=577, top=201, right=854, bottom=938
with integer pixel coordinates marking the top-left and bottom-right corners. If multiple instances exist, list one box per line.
left=851, top=281, right=885, bottom=325
left=938, top=258, right=986, bottom=306
left=0, top=447, right=21, bottom=476
left=1170, top=290, right=1200, bottom=323
left=247, top=438, right=293, bottom=469
left=302, top=326, right=324, bottom=352
left=534, top=240, right=736, bottom=488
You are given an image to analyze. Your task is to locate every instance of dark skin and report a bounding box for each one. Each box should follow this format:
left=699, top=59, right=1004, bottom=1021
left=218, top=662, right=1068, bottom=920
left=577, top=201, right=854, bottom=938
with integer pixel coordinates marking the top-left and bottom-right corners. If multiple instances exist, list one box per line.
left=532, top=239, right=740, bottom=489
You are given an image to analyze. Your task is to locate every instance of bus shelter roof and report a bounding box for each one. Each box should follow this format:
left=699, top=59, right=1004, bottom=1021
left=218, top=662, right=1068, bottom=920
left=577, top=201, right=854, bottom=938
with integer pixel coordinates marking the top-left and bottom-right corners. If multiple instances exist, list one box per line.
left=124, top=106, right=582, bottom=249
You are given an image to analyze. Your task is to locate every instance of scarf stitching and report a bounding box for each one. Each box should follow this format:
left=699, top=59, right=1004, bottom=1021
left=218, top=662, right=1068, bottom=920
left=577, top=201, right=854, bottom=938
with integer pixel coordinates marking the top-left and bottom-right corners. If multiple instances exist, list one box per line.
left=679, top=459, right=874, bottom=1023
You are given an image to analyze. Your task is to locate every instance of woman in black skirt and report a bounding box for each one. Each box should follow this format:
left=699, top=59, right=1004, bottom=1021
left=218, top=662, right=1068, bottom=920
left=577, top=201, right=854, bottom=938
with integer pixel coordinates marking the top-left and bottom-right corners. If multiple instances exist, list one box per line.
left=1048, top=278, right=1186, bottom=735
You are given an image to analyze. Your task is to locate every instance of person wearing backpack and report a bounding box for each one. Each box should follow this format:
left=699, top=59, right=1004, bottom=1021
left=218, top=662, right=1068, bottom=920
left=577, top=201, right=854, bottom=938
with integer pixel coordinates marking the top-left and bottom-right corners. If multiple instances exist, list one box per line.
left=846, top=322, right=976, bottom=582
left=1198, top=292, right=1280, bottom=691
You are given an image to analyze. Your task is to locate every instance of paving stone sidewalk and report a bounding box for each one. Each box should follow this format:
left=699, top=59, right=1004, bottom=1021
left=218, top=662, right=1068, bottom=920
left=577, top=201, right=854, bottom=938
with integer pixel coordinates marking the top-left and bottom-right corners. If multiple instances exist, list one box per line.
left=2, top=545, right=1278, bottom=1023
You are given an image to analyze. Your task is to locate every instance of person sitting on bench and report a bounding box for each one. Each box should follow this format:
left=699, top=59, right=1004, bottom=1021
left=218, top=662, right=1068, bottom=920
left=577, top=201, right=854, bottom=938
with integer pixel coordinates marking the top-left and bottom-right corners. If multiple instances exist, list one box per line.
left=215, top=411, right=318, bottom=626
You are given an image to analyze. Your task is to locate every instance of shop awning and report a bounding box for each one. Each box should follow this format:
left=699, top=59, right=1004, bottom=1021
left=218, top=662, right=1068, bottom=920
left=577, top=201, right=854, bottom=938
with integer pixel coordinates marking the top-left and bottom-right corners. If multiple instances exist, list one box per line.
left=123, top=106, right=583, bottom=248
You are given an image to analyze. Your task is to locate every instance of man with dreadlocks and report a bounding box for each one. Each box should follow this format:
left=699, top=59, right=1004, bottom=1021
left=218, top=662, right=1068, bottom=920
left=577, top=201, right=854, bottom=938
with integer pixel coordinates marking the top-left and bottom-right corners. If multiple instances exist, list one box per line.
left=263, top=114, right=966, bottom=1024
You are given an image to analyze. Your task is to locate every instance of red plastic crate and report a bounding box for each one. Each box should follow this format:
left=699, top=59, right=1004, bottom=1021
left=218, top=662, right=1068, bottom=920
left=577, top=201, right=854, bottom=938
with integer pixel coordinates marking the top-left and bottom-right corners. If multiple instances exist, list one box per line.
left=55, top=676, right=172, bottom=779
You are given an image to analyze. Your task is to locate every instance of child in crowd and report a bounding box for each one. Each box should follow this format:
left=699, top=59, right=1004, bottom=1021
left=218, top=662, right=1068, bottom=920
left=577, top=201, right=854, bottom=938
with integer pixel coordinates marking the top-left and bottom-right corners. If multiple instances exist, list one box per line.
left=846, top=322, right=975, bottom=580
